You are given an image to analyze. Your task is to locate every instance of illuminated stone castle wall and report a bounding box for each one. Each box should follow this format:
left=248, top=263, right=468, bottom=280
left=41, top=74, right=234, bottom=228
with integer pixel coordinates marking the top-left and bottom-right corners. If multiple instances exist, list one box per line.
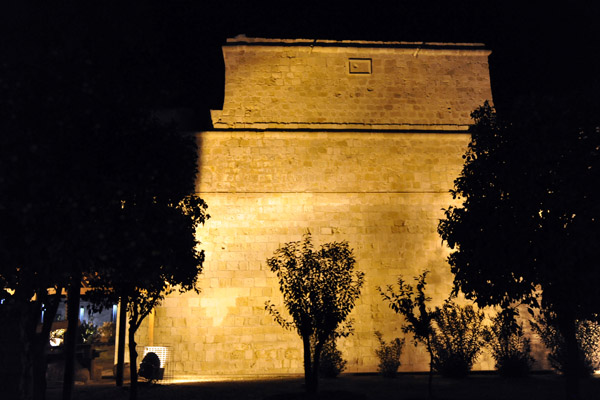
left=136, top=37, right=498, bottom=375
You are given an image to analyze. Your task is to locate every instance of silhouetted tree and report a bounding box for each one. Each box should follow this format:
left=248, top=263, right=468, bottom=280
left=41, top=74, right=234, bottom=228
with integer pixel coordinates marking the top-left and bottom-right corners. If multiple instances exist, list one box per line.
left=88, top=196, right=208, bottom=400
left=438, top=97, right=600, bottom=399
left=0, top=6, right=212, bottom=399
left=265, top=234, right=364, bottom=394
left=0, top=20, right=128, bottom=400
left=379, top=272, right=437, bottom=397
left=530, top=308, right=600, bottom=377
left=380, top=272, right=487, bottom=394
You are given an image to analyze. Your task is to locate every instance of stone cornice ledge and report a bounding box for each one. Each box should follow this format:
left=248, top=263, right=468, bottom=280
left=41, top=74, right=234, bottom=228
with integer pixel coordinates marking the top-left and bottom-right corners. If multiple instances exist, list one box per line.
left=210, top=120, right=472, bottom=132
left=225, top=35, right=490, bottom=55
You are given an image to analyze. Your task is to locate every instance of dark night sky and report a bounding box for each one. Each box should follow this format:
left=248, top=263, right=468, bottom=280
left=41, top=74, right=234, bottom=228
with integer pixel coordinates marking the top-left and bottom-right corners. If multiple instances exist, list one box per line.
left=172, top=2, right=598, bottom=118
left=2, top=2, right=598, bottom=126
left=206, top=1, right=599, bottom=111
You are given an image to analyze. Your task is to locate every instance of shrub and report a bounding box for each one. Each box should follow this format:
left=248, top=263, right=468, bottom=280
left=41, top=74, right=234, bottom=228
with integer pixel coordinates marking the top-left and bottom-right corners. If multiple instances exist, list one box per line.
left=577, top=320, right=600, bottom=372
left=531, top=311, right=600, bottom=377
left=430, top=301, right=487, bottom=378
left=98, top=321, right=116, bottom=343
left=374, top=331, right=405, bottom=378
left=486, top=308, right=533, bottom=377
left=378, top=272, right=437, bottom=397
left=318, top=339, right=347, bottom=378
left=78, top=321, right=100, bottom=344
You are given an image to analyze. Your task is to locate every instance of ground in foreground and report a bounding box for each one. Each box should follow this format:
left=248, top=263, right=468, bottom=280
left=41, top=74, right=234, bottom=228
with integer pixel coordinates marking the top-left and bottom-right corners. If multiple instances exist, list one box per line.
left=47, top=373, right=600, bottom=400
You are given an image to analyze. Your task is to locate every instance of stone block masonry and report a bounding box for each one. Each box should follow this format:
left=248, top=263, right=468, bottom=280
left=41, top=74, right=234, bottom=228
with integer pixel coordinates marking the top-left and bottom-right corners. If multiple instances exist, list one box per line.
left=211, top=36, right=492, bottom=130
left=134, top=37, right=500, bottom=375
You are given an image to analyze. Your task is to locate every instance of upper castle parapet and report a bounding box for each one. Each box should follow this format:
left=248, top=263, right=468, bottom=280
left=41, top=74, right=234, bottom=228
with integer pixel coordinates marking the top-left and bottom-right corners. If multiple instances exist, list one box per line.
left=211, top=35, right=492, bottom=131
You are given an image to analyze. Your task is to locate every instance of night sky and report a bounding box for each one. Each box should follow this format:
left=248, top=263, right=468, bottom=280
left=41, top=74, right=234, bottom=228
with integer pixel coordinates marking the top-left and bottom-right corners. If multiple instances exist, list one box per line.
left=2, top=2, right=598, bottom=128
left=231, top=2, right=598, bottom=109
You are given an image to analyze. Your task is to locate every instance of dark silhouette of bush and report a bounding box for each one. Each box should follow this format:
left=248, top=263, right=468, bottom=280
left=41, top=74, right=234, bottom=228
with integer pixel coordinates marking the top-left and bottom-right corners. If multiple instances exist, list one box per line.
left=374, top=331, right=404, bottom=378
left=438, top=98, right=600, bottom=397
left=379, top=271, right=438, bottom=396
left=78, top=321, right=100, bottom=344
left=318, top=339, right=347, bottom=378
left=430, top=301, right=486, bottom=378
left=485, top=308, right=533, bottom=377
left=531, top=310, right=600, bottom=377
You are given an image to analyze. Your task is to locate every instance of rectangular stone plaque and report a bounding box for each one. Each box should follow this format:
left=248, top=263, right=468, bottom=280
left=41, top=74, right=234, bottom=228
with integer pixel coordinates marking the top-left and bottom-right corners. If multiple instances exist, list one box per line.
left=348, top=58, right=372, bottom=74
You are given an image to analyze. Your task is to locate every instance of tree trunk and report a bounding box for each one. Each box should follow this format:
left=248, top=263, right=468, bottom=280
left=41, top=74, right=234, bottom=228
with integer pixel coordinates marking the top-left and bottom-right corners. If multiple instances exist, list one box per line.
left=557, top=313, right=581, bottom=400
left=33, top=289, right=62, bottom=400
left=62, top=273, right=81, bottom=400
left=128, top=314, right=139, bottom=400
left=428, top=359, right=434, bottom=399
left=302, top=335, right=314, bottom=393
left=309, top=340, right=324, bottom=394
left=426, top=338, right=435, bottom=399
left=116, top=297, right=127, bottom=387
left=0, top=300, right=34, bottom=400
left=32, top=340, right=48, bottom=400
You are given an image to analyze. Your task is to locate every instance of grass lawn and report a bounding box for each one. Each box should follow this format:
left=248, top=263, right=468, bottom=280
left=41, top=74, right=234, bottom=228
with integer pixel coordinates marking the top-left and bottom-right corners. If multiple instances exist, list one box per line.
left=46, top=373, right=600, bottom=400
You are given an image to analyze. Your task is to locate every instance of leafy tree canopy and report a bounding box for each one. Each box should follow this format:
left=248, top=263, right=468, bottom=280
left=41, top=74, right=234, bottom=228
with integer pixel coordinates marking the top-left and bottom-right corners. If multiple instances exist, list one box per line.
left=379, top=271, right=436, bottom=346
left=266, top=233, right=364, bottom=393
left=88, top=195, right=208, bottom=317
left=438, top=96, right=600, bottom=320
left=266, top=234, right=364, bottom=341
left=0, top=7, right=210, bottom=399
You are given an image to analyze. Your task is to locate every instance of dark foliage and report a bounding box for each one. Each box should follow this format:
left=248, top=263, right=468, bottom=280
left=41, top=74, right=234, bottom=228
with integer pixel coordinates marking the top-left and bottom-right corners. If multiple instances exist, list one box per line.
left=98, top=322, right=116, bottom=344
left=430, top=301, right=487, bottom=378
left=438, top=97, right=600, bottom=392
left=318, top=339, right=347, bottom=378
left=531, top=310, right=600, bottom=377
left=380, top=274, right=486, bottom=381
left=374, top=331, right=404, bottom=378
left=78, top=321, right=100, bottom=345
left=0, top=7, right=210, bottom=398
left=379, top=272, right=437, bottom=395
left=485, top=308, right=533, bottom=377
left=439, top=99, right=600, bottom=314
left=87, top=194, right=208, bottom=400
left=379, top=272, right=437, bottom=350
left=266, top=233, right=364, bottom=393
